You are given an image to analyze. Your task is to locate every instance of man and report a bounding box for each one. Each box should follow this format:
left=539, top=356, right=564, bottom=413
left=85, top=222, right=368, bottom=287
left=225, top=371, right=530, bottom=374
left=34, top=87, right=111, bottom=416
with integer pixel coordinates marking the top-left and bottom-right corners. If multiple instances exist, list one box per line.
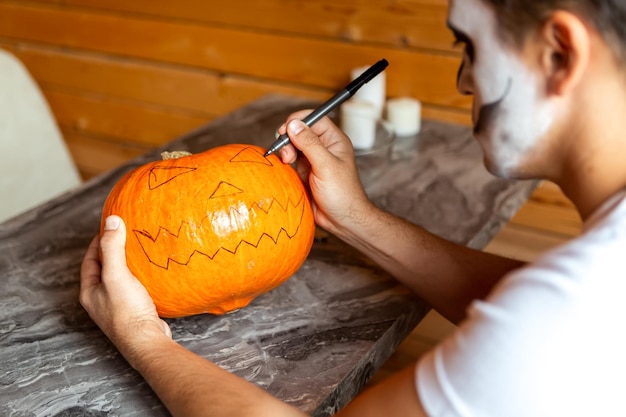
left=80, top=0, right=626, bottom=415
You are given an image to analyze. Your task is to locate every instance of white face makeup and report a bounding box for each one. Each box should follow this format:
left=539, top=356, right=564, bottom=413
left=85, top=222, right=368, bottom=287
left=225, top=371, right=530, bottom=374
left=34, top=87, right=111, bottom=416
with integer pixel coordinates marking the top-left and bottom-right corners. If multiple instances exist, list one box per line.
left=448, top=0, right=555, bottom=177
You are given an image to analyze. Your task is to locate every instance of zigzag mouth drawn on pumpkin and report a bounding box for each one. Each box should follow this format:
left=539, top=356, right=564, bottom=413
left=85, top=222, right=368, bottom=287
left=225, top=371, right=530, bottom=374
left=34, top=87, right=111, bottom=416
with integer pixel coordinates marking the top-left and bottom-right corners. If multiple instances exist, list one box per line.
left=132, top=193, right=308, bottom=270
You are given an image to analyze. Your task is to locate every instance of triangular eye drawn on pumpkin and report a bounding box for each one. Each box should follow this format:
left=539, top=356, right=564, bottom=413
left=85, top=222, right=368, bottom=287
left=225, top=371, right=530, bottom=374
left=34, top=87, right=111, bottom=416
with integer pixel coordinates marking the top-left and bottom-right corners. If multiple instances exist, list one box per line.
left=230, top=147, right=273, bottom=166
left=148, top=166, right=197, bottom=190
left=210, top=181, right=244, bottom=199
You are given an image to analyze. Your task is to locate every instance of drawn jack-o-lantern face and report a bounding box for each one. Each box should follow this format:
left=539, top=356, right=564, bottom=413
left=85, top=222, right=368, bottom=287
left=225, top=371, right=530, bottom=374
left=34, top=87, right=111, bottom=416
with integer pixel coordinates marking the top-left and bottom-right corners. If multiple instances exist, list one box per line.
left=101, top=144, right=315, bottom=318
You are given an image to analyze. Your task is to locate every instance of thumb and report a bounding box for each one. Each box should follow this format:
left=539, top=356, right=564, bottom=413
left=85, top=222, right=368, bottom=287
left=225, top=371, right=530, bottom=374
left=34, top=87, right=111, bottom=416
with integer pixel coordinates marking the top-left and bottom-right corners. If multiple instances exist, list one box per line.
left=286, top=119, right=335, bottom=168
left=160, top=319, right=173, bottom=339
left=100, top=215, right=130, bottom=278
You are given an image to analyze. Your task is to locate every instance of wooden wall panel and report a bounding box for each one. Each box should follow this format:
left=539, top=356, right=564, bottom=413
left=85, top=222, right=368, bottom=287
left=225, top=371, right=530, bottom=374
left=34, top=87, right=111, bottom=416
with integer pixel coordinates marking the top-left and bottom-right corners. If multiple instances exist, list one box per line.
left=63, top=131, right=149, bottom=178
left=43, top=89, right=210, bottom=146
left=0, top=3, right=467, bottom=108
left=31, top=0, right=454, bottom=51
left=0, top=0, right=471, bottom=178
left=0, top=42, right=330, bottom=115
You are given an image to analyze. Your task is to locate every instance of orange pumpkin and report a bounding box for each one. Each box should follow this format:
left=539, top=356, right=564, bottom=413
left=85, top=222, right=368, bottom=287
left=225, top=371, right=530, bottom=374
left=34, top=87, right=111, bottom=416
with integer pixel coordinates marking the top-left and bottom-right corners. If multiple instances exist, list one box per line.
left=101, top=144, right=315, bottom=318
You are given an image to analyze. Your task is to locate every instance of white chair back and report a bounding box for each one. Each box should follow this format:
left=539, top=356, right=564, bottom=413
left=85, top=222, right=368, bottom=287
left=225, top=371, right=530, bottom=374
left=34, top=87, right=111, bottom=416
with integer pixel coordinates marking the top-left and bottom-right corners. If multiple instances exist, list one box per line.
left=0, top=49, right=81, bottom=223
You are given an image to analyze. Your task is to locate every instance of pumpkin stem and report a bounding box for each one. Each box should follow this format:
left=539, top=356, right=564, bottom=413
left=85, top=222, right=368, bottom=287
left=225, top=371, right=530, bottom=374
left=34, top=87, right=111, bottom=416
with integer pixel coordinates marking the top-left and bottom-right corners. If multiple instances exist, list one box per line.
left=161, top=151, right=192, bottom=160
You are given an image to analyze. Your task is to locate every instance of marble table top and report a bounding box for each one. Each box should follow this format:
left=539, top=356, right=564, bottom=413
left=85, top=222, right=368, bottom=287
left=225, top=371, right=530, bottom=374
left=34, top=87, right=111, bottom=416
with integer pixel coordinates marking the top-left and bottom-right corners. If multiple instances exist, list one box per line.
left=0, top=95, right=537, bottom=416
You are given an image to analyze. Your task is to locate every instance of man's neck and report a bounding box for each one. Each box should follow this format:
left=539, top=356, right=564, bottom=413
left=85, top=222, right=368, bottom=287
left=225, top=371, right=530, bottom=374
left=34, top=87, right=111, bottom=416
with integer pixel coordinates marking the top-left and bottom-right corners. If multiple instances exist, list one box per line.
left=557, top=122, right=626, bottom=222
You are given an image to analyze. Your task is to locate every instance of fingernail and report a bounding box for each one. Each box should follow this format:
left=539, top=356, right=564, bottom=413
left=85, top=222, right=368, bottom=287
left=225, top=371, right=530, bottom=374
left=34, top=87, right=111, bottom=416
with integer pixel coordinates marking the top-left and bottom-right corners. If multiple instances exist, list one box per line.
left=287, top=119, right=304, bottom=135
left=104, top=215, right=120, bottom=231
left=275, top=124, right=286, bottom=139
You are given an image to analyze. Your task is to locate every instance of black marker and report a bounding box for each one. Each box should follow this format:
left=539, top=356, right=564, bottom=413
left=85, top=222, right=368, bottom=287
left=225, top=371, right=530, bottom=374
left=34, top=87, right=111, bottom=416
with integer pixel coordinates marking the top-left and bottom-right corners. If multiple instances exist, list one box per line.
left=264, top=59, right=389, bottom=157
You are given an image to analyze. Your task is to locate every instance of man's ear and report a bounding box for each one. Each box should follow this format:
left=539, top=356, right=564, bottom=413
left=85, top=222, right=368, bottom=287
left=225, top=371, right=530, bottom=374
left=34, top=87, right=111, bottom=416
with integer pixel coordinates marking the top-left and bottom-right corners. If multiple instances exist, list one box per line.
left=540, top=11, right=590, bottom=96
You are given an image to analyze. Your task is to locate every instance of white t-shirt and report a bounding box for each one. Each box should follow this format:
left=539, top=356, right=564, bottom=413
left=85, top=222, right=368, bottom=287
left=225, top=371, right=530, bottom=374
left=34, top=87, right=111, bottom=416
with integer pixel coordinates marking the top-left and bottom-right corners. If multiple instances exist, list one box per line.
left=416, top=190, right=626, bottom=417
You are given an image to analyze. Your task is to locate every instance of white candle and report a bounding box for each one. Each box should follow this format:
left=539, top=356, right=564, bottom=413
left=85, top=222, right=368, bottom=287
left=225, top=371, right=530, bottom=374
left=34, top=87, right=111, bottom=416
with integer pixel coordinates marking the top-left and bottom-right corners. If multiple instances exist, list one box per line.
left=385, top=97, right=421, bottom=137
left=340, top=100, right=378, bottom=150
left=351, top=65, right=386, bottom=120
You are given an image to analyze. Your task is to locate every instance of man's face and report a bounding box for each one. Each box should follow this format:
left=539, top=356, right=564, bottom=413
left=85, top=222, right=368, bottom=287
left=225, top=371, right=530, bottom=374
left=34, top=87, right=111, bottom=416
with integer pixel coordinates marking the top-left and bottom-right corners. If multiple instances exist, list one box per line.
left=448, top=0, right=555, bottom=178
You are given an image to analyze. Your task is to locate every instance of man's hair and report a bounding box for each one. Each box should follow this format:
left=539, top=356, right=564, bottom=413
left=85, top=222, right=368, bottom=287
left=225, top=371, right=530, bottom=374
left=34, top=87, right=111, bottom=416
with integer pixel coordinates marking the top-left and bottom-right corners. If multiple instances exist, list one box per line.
left=482, top=0, right=626, bottom=63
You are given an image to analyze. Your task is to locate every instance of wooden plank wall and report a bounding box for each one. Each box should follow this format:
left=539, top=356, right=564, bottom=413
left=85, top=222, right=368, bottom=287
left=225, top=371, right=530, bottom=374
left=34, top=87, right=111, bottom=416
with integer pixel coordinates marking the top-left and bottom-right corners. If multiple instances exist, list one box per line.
left=0, top=0, right=470, bottom=179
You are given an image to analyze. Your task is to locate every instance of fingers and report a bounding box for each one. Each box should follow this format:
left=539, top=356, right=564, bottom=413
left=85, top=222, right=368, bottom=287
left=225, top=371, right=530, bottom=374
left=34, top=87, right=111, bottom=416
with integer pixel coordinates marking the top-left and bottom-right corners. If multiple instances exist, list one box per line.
left=276, top=109, right=351, bottom=165
left=286, top=119, right=339, bottom=173
left=275, top=117, right=302, bottom=165
left=285, top=110, right=344, bottom=141
left=294, top=154, right=312, bottom=185
left=160, top=319, right=173, bottom=339
left=80, top=235, right=103, bottom=291
left=283, top=109, right=315, bottom=126
left=278, top=144, right=298, bottom=165
left=99, top=215, right=131, bottom=282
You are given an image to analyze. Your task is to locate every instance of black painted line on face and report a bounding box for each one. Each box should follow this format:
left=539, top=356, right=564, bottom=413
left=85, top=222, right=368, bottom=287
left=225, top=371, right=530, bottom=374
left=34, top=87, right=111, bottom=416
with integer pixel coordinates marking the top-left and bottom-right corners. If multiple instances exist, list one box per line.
left=456, top=60, right=465, bottom=91
left=473, top=77, right=513, bottom=135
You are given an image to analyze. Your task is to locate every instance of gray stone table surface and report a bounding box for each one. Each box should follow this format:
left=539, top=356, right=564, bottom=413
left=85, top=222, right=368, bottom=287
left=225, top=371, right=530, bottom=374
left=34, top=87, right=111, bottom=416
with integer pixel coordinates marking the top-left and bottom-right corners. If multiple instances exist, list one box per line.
left=0, top=95, right=537, bottom=416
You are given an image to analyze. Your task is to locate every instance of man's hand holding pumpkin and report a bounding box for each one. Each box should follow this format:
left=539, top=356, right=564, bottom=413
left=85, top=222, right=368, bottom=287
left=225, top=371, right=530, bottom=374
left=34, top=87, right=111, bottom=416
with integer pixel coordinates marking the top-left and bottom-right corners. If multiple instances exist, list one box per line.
left=80, top=215, right=172, bottom=368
